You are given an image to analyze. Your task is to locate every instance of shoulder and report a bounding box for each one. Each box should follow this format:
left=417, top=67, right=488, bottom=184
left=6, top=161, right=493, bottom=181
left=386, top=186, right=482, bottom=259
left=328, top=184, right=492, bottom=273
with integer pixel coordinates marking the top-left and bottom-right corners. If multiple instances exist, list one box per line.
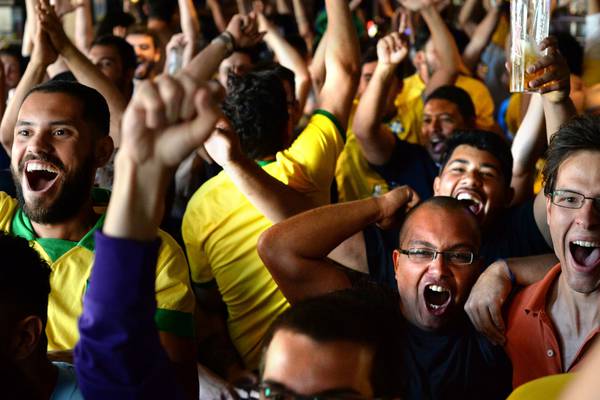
left=0, top=191, right=18, bottom=231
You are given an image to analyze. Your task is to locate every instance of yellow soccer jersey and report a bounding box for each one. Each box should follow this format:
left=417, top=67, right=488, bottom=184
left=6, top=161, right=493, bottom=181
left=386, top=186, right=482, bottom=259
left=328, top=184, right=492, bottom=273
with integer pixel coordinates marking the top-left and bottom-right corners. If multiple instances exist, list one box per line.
left=183, top=110, right=345, bottom=369
left=0, top=192, right=195, bottom=350
left=394, top=73, right=497, bottom=143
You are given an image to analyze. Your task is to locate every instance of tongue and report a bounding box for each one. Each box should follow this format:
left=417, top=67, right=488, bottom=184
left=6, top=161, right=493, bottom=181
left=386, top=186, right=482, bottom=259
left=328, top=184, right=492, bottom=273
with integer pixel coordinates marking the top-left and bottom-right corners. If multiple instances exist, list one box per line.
left=459, top=199, right=482, bottom=215
left=27, top=170, right=57, bottom=191
left=573, top=245, right=600, bottom=268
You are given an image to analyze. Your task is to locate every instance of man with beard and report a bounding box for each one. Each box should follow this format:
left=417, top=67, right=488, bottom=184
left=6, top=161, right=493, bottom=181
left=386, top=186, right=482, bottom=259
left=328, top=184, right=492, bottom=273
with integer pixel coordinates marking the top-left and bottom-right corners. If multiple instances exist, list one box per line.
left=2, top=80, right=199, bottom=398
left=126, top=26, right=162, bottom=81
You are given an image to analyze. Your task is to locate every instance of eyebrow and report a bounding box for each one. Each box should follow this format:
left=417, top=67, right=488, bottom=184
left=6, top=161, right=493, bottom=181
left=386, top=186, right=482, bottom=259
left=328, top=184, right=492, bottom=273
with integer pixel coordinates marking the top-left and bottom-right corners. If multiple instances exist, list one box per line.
left=407, top=240, right=475, bottom=251
left=447, top=158, right=501, bottom=173
left=16, top=120, right=77, bottom=127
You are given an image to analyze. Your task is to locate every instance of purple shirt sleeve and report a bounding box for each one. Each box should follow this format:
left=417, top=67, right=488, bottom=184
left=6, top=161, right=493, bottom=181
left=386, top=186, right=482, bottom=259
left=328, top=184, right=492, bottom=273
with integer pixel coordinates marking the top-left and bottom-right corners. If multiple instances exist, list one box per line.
left=74, top=231, right=186, bottom=400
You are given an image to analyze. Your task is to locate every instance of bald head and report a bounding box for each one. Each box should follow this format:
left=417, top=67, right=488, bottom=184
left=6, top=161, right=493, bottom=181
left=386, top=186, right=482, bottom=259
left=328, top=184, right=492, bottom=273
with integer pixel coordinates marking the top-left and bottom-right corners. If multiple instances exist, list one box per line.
left=399, top=196, right=482, bottom=249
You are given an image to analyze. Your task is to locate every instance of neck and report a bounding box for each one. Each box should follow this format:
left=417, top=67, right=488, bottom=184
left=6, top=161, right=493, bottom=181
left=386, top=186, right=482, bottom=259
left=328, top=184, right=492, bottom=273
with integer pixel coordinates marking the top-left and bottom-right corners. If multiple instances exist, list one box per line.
left=554, top=274, right=600, bottom=334
left=18, top=356, right=58, bottom=400
left=30, top=199, right=98, bottom=241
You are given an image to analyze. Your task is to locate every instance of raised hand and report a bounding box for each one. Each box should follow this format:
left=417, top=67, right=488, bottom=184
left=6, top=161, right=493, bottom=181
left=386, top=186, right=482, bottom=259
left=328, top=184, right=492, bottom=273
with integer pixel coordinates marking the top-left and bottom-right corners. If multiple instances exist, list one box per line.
left=377, top=31, right=409, bottom=66
left=527, top=36, right=571, bottom=103
left=120, top=73, right=223, bottom=168
left=375, top=186, right=420, bottom=230
left=400, top=0, right=432, bottom=12
left=36, top=0, right=71, bottom=53
left=30, top=15, right=58, bottom=67
left=52, top=0, right=84, bottom=18
left=203, top=118, right=244, bottom=168
left=225, top=12, right=265, bottom=49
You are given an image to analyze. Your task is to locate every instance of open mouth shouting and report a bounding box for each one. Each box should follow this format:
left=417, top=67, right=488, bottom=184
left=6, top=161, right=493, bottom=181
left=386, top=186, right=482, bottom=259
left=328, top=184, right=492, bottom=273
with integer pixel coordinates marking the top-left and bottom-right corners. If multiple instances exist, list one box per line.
left=23, top=161, right=61, bottom=193
left=430, top=135, right=446, bottom=155
left=455, top=191, right=484, bottom=216
left=423, top=283, right=452, bottom=316
left=569, top=240, right=600, bottom=272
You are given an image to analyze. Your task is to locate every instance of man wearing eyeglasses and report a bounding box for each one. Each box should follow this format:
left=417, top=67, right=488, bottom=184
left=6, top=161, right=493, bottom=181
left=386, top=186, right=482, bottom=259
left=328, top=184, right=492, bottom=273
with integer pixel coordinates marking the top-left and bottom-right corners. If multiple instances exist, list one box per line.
left=503, top=115, right=600, bottom=388
left=259, top=194, right=513, bottom=399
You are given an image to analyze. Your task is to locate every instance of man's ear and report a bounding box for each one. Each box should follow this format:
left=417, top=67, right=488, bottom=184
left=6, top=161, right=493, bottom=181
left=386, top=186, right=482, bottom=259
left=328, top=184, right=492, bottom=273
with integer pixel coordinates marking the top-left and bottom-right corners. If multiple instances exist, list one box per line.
left=392, top=249, right=401, bottom=280
left=94, top=136, right=115, bottom=168
left=11, top=316, right=43, bottom=360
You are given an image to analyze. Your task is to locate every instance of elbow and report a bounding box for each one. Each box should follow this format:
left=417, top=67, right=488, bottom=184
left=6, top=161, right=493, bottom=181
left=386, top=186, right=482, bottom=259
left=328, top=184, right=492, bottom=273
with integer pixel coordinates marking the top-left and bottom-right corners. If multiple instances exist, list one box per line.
left=257, top=227, right=284, bottom=278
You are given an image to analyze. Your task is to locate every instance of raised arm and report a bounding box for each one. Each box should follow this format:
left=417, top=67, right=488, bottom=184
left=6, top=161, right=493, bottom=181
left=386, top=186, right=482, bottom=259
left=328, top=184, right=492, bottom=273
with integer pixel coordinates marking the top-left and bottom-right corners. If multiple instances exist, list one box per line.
left=203, top=118, right=313, bottom=222
left=206, top=0, right=228, bottom=32
left=353, top=32, right=407, bottom=165
left=258, top=186, right=418, bottom=304
left=292, top=0, right=314, bottom=50
left=257, top=11, right=311, bottom=112
left=183, top=13, right=263, bottom=83
left=318, top=0, right=361, bottom=131
left=73, top=0, right=94, bottom=53
left=510, top=93, right=546, bottom=205
left=457, top=0, right=479, bottom=37
left=403, top=0, right=461, bottom=95
left=462, top=3, right=502, bottom=72
left=308, top=31, right=327, bottom=96
left=0, top=21, right=56, bottom=154
left=178, top=0, right=201, bottom=65
left=38, top=0, right=127, bottom=146
left=75, top=73, right=222, bottom=398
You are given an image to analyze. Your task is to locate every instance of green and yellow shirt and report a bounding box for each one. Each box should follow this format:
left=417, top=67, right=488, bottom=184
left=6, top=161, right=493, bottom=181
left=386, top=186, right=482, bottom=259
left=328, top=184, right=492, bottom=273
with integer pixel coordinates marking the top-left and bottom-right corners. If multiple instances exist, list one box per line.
left=0, top=191, right=195, bottom=351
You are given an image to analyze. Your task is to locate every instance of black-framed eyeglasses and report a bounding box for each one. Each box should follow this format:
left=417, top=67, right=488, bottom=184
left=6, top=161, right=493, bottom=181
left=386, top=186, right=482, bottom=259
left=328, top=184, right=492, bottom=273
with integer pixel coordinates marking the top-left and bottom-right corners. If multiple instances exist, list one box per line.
left=549, top=190, right=600, bottom=212
left=259, top=383, right=372, bottom=400
left=399, top=248, right=475, bottom=266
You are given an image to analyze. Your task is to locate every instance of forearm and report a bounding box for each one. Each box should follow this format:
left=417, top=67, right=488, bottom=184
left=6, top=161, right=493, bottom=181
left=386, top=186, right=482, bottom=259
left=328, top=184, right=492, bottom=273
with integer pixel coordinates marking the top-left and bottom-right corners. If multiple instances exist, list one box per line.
left=542, top=97, right=577, bottom=142
left=61, top=44, right=127, bottom=145
left=179, top=0, right=201, bottom=53
left=183, top=40, right=229, bottom=83
left=276, top=0, right=292, bottom=14
left=104, top=153, right=170, bottom=241
left=263, top=23, right=311, bottom=108
left=207, top=1, right=227, bottom=32
left=462, top=8, right=501, bottom=71
left=506, top=253, right=558, bottom=286
left=510, top=94, right=546, bottom=202
left=457, top=0, right=479, bottom=35
left=308, top=31, right=327, bottom=94
left=0, top=61, right=47, bottom=153
left=353, top=63, right=397, bottom=165
left=236, top=0, right=248, bottom=14
left=74, top=0, right=94, bottom=53
left=223, top=156, right=312, bottom=223
left=292, top=0, right=313, bottom=43
left=421, top=5, right=460, bottom=93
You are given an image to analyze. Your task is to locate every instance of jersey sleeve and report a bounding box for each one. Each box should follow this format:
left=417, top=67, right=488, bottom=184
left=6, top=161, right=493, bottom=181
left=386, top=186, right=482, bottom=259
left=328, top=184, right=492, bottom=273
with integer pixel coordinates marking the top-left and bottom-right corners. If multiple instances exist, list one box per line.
left=275, top=110, right=345, bottom=194
left=153, top=230, right=196, bottom=338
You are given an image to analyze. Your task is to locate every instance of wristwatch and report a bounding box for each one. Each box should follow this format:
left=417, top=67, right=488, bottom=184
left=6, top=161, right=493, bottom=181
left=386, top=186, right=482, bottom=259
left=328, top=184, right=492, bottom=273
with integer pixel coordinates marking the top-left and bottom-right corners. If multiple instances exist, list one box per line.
left=212, top=31, right=236, bottom=57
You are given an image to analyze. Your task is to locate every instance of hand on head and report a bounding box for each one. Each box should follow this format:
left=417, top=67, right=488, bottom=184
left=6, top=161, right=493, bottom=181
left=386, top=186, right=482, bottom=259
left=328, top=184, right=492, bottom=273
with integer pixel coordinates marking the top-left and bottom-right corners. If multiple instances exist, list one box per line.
left=375, top=186, right=421, bottom=230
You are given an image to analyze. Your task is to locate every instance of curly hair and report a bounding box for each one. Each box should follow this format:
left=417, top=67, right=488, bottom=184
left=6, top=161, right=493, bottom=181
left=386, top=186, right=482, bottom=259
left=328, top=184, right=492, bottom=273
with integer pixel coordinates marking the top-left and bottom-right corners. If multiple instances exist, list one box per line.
left=222, top=69, right=289, bottom=160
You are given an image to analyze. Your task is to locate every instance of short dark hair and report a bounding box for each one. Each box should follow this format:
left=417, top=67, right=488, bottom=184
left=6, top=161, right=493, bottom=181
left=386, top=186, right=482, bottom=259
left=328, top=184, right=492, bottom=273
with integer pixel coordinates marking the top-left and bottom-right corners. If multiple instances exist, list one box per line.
left=543, top=115, right=600, bottom=195
left=425, top=85, right=476, bottom=122
left=261, top=286, right=405, bottom=397
left=440, top=130, right=513, bottom=188
left=253, top=62, right=296, bottom=100
left=126, top=25, right=161, bottom=49
left=24, top=80, right=110, bottom=137
left=92, top=34, right=137, bottom=72
left=399, top=196, right=482, bottom=248
left=0, top=232, right=51, bottom=328
left=222, top=69, right=289, bottom=159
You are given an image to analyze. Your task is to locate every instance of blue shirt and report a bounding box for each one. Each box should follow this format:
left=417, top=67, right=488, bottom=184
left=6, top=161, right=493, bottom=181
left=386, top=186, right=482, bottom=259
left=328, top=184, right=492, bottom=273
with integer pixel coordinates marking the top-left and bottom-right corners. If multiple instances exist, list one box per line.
left=51, top=362, right=83, bottom=400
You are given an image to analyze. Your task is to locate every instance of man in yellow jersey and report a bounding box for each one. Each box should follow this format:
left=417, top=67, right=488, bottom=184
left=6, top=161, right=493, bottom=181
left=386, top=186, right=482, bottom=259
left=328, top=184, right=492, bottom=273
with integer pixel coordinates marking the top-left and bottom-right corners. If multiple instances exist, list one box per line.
left=183, top=0, right=360, bottom=378
left=6, top=79, right=199, bottom=397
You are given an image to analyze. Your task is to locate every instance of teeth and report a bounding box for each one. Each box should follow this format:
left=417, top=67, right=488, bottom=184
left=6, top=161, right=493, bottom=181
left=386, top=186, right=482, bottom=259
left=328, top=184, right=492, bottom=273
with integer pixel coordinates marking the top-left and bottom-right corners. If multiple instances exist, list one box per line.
left=26, top=162, right=58, bottom=174
left=573, top=240, right=600, bottom=248
left=456, top=193, right=480, bottom=203
left=430, top=304, right=442, bottom=310
left=428, top=285, right=448, bottom=293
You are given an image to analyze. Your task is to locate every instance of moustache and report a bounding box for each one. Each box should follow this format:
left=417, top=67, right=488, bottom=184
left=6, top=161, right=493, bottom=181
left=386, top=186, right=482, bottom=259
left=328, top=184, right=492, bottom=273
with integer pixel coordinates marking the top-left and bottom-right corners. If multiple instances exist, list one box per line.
left=18, top=153, right=65, bottom=173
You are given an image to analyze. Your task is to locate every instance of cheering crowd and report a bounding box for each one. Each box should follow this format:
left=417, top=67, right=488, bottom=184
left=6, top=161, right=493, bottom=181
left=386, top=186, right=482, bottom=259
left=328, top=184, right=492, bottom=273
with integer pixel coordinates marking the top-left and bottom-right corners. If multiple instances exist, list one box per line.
left=2, top=0, right=600, bottom=398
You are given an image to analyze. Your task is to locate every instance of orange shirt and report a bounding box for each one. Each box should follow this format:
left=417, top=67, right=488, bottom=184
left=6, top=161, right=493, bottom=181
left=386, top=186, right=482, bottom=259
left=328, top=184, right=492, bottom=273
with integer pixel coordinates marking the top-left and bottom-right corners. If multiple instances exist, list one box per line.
left=505, top=264, right=600, bottom=388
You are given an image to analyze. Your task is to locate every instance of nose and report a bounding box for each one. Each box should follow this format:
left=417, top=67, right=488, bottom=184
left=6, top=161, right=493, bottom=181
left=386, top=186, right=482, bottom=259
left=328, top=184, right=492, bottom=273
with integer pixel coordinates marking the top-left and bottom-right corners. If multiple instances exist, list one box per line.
left=26, top=131, right=52, bottom=155
left=427, top=252, right=451, bottom=277
left=460, top=169, right=483, bottom=188
left=575, top=199, right=600, bottom=230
